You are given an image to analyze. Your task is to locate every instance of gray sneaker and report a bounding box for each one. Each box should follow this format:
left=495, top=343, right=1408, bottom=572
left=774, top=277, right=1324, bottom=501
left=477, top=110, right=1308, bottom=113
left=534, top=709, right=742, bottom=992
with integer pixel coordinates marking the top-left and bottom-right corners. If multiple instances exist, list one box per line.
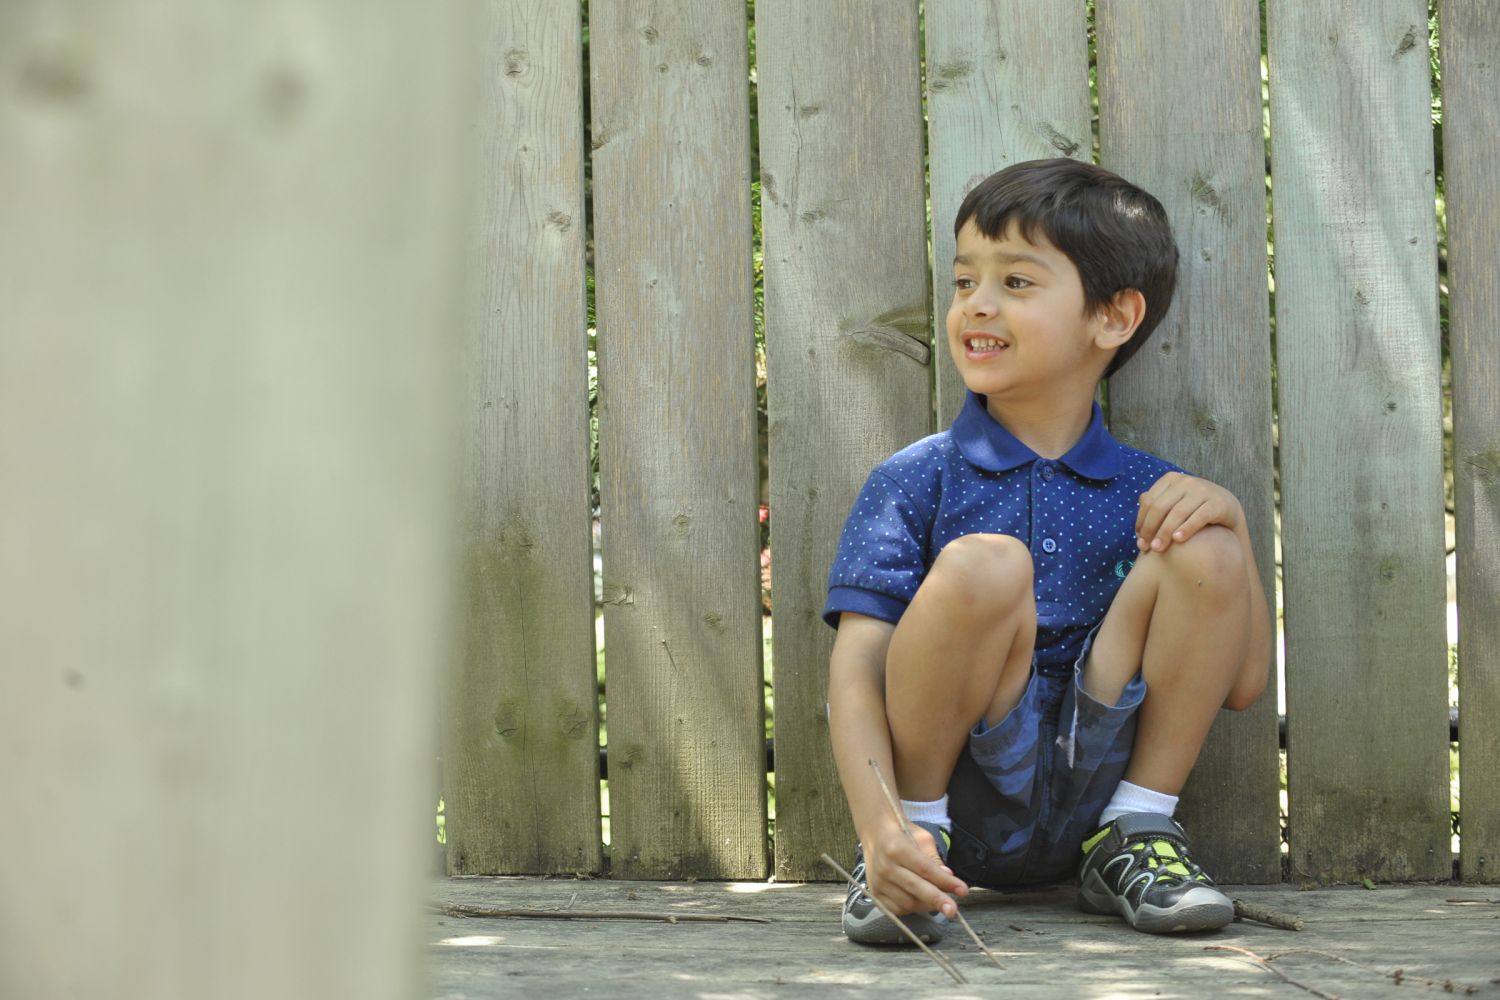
left=841, top=821, right=951, bottom=945
left=1077, top=812, right=1234, bottom=933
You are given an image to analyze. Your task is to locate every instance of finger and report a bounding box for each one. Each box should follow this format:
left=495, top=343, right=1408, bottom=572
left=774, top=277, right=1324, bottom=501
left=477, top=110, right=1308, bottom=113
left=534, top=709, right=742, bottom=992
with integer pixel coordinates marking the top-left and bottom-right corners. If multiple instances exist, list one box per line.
left=1136, top=489, right=1184, bottom=547
left=1135, top=473, right=1182, bottom=536
left=905, top=829, right=968, bottom=896
left=1136, top=475, right=1184, bottom=533
left=865, top=849, right=937, bottom=905
left=871, top=865, right=948, bottom=917
left=911, top=861, right=966, bottom=909
left=1153, top=498, right=1209, bottom=549
left=1167, top=502, right=1218, bottom=544
left=895, top=868, right=960, bottom=917
left=872, top=847, right=964, bottom=915
left=1135, top=486, right=1160, bottom=537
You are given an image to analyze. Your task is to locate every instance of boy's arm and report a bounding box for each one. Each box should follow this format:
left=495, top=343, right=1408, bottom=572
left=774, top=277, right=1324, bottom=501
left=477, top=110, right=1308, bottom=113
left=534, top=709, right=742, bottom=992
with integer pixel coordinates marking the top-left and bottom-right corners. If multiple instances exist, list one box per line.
left=827, top=612, right=966, bottom=917
left=1134, top=471, right=1272, bottom=708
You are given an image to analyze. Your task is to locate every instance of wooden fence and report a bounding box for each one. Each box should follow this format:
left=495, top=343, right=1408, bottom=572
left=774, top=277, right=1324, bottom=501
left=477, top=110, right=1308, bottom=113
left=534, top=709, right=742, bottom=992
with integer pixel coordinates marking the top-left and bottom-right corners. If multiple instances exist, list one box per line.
left=451, top=0, right=1499, bottom=885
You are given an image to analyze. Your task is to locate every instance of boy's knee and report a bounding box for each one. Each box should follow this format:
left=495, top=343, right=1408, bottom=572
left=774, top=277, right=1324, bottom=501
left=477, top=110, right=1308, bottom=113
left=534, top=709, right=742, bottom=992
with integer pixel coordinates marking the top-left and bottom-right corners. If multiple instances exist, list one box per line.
left=928, top=533, right=1032, bottom=619
left=1221, top=682, right=1264, bottom=712
left=1155, top=525, right=1244, bottom=601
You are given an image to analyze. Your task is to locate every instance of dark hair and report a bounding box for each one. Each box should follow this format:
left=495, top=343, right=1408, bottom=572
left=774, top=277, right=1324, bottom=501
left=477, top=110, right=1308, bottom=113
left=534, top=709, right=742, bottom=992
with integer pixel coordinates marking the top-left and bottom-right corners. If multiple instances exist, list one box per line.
left=953, top=158, right=1178, bottom=377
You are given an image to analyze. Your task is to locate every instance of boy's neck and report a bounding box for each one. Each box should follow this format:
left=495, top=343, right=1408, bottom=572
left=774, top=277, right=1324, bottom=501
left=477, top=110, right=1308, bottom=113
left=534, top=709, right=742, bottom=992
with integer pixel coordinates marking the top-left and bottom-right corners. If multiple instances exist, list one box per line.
left=983, top=394, right=1096, bottom=461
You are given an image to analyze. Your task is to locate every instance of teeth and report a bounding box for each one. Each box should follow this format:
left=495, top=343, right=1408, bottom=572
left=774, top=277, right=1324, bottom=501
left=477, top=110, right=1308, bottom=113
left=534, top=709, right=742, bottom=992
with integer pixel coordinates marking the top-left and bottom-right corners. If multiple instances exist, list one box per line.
left=969, top=337, right=1003, bottom=350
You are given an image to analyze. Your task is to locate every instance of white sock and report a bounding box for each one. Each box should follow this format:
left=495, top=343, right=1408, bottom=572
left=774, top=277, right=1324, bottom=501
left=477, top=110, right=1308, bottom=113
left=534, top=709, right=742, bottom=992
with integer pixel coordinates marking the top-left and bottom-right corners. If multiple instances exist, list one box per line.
left=900, top=794, right=951, bottom=832
left=1099, top=781, right=1178, bottom=826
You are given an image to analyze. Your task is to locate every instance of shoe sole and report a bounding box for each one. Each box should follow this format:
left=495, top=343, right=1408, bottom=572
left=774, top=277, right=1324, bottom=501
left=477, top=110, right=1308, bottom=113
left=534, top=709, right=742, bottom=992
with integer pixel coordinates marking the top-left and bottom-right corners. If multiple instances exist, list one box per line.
left=843, top=909, right=948, bottom=945
left=1077, top=872, right=1234, bottom=933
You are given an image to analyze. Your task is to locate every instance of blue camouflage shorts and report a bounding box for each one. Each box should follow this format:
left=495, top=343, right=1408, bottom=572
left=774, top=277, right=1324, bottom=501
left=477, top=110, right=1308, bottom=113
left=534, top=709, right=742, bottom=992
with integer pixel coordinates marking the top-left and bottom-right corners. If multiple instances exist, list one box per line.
left=945, top=628, right=1145, bottom=888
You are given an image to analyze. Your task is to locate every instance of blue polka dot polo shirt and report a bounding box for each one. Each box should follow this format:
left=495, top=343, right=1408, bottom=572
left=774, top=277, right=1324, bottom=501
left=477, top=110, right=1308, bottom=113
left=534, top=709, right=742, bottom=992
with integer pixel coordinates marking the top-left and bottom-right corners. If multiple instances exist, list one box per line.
left=824, top=390, right=1183, bottom=673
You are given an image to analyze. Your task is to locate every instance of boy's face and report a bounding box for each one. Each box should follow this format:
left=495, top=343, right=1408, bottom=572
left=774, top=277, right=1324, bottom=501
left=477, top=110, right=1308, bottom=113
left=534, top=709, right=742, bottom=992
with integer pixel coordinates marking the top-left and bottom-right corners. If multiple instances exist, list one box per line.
left=947, top=220, right=1117, bottom=411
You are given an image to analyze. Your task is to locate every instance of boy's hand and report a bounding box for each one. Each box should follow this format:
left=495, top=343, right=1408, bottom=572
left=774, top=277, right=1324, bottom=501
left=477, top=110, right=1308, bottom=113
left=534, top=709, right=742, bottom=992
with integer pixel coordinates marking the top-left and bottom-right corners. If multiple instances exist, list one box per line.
left=1135, top=471, right=1243, bottom=553
left=860, top=817, right=967, bottom=918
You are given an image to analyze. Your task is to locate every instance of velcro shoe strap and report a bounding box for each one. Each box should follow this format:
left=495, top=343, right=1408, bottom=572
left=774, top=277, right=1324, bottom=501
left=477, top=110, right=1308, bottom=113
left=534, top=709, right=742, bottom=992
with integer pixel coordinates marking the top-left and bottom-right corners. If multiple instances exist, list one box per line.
left=1109, top=812, right=1189, bottom=846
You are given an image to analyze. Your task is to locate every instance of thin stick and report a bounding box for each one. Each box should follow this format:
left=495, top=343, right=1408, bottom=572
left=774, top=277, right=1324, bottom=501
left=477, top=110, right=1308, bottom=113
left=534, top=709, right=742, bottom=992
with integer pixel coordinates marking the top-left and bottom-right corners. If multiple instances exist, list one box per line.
left=1205, top=944, right=1343, bottom=1000
left=820, top=854, right=967, bottom=985
left=1232, top=898, right=1304, bottom=931
left=867, top=758, right=1005, bottom=969
left=430, top=903, right=769, bottom=924
left=1263, top=948, right=1480, bottom=995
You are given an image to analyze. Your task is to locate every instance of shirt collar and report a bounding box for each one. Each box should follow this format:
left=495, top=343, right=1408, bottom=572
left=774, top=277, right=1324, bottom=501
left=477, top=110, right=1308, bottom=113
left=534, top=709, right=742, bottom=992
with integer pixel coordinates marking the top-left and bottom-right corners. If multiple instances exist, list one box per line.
left=951, top=390, right=1123, bottom=481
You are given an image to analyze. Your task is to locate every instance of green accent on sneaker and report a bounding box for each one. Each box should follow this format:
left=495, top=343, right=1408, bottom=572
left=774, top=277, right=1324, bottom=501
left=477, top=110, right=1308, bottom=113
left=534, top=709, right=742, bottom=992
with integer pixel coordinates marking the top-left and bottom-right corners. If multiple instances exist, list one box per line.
left=1081, top=824, right=1112, bottom=854
left=1138, top=839, right=1194, bottom=879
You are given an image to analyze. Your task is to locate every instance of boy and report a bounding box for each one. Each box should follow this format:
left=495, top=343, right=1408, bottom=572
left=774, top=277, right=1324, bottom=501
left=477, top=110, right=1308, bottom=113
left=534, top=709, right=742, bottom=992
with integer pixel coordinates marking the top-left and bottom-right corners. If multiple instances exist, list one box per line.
left=824, top=158, right=1270, bottom=941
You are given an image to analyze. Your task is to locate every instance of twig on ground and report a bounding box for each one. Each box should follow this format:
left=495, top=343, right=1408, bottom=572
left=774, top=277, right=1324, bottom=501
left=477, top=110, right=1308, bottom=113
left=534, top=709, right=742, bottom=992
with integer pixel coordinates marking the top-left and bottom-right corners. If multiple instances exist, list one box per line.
left=1264, top=948, right=1480, bottom=995
left=867, top=758, right=1006, bottom=969
left=820, top=853, right=967, bottom=985
left=1233, top=898, right=1305, bottom=931
left=1205, top=944, right=1343, bottom=999
left=430, top=903, right=769, bottom=924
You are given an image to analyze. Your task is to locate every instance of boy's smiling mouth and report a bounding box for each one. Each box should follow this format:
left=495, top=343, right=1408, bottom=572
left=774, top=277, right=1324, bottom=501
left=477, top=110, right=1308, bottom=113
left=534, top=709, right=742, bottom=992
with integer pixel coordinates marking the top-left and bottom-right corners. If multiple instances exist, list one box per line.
left=962, top=331, right=1010, bottom=359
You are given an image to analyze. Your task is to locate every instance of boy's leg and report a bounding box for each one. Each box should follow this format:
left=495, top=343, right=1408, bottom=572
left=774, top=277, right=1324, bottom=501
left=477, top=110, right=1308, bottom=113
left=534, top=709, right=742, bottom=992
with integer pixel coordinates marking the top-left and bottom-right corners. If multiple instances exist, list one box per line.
left=1083, top=525, right=1250, bottom=795
left=1074, top=525, right=1251, bottom=933
left=885, top=532, right=1037, bottom=802
left=841, top=532, right=1036, bottom=945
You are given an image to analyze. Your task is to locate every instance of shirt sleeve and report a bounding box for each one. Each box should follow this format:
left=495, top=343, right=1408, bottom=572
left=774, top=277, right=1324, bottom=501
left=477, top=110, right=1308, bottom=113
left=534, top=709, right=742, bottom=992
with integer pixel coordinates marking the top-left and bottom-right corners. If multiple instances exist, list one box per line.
left=822, top=468, right=932, bottom=629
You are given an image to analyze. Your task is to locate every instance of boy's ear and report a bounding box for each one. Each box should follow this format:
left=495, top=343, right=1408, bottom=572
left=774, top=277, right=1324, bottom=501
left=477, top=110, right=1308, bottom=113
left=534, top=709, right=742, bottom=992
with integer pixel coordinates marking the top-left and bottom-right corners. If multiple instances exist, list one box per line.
left=1093, top=289, right=1147, bottom=350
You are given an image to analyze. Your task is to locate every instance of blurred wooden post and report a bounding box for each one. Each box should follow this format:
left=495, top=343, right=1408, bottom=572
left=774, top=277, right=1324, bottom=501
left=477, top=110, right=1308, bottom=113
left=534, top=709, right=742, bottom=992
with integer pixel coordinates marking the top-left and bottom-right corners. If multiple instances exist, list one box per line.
left=0, top=3, right=474, bottom=997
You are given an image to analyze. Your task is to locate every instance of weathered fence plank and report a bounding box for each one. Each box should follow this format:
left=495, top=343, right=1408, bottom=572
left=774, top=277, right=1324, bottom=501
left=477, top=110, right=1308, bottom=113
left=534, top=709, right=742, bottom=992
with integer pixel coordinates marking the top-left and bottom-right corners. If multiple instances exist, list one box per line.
left=1441, top=0, right=1500, bottom=885
left=757, top=0, right=930, bottom=881
left=1097, top=0, right=1281, bottom=883
left=0, top=3, right=473, bottom=995
left=925, top=0, right=1091, bottom=427
left=442, top=0, right=601, bottom=876
left=1268, top=0, right=1450, bottom=881
left=590, top=0, right=766, bottom=880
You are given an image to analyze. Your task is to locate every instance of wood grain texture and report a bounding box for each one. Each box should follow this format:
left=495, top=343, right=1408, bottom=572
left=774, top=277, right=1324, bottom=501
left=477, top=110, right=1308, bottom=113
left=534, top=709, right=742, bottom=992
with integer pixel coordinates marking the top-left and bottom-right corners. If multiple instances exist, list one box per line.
left=756, top=0, right=931, bottom=881
left=590, top=0, right=767, bottom=880
left=430, top=878, right=1500, bottom=999
left=1097, top=0, right=1280, bottom=883
left=442, top=1, right=601, bottom=875
left=0, top=2, right=474, bottom=996
left=1440, top=0, right=1500, bottom=884
left=925, top=0, right=1090, bottom=428
left=1268, top=0, right=1450, bottom=881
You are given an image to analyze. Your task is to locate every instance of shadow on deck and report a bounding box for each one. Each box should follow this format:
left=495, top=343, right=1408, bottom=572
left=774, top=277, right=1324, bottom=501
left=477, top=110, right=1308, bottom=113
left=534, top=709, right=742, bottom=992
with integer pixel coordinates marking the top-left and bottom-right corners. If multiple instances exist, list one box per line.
left=429, top=877, right=1500, bottom=999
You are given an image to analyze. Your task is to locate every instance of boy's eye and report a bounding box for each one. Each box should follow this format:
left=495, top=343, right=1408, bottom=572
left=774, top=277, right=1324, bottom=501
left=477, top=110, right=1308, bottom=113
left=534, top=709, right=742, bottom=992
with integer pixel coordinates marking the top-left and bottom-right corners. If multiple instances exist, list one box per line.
left=1004, top=275, right=1033, bottom=290
left=953, top=276, right=976, bottom=290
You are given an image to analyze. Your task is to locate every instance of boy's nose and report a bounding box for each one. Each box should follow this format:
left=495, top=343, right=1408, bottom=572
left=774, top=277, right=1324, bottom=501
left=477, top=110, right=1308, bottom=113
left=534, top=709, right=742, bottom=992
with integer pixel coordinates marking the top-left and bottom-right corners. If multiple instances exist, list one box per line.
left=965, top=288, right=998, bottom=318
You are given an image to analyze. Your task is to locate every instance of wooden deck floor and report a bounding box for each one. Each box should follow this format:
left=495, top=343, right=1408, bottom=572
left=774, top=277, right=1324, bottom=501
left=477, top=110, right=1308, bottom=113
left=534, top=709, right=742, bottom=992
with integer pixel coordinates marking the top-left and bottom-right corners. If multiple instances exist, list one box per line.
left=429, top=876, right=1500, bottom=999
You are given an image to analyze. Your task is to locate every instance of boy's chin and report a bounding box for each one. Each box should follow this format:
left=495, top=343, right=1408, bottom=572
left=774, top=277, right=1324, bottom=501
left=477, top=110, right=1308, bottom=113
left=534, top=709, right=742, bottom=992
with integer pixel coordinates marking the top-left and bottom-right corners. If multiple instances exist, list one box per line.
left=956, top=373, right=1007, bottom=399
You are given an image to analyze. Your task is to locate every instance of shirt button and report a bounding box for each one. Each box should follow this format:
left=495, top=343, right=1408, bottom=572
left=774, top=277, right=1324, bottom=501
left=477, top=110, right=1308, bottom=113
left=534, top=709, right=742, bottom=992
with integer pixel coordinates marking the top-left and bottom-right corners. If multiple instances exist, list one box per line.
left=1041, top=537, right=1057, bottom=554
left=1041, top=463, right=1055, bottom=480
